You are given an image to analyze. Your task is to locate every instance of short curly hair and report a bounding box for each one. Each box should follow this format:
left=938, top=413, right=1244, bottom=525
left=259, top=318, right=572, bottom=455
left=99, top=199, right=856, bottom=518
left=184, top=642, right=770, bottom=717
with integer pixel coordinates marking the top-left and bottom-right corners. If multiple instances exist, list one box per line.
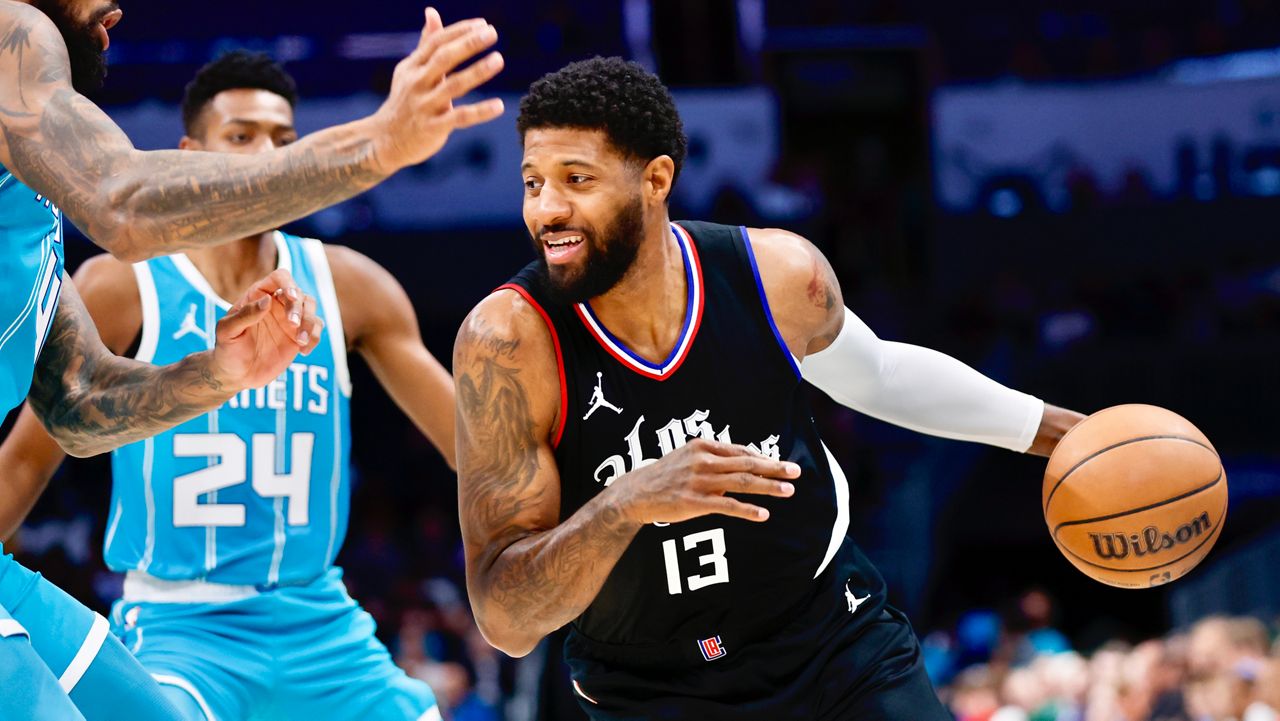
left=181, top=50, right=298, bottom=136
left=518, top=57, right=687, bottom=186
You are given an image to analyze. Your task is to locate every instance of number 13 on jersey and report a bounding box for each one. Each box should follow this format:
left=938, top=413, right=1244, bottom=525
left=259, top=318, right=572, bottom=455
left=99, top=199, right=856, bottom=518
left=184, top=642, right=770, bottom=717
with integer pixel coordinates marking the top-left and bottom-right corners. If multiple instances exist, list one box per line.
left=662, top=528, right=730, bottom=594
left=171, top=432, right=314, bottom=527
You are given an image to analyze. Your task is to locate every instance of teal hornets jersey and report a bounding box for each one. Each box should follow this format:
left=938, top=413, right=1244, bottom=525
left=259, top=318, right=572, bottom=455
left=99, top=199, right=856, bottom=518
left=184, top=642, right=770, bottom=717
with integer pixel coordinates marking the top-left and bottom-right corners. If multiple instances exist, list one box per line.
left=106, top=232, right=353, bottom=586
left=0, top=163, right=65, bottom=417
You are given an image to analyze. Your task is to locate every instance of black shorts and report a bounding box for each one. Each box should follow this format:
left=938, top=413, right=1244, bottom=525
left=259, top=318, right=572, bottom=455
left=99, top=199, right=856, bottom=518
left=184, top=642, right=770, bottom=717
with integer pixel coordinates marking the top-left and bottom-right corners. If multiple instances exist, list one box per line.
left=564, top=600, right=952, bottom=721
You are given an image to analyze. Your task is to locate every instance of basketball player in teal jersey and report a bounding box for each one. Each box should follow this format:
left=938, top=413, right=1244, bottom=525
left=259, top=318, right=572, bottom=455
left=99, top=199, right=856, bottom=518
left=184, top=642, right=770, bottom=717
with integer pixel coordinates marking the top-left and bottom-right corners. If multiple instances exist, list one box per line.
left=0, top=137, right=325, bottom=718
left=0, top=2, right=501, bottom=718
left=0, top=51, right=458, bottom=721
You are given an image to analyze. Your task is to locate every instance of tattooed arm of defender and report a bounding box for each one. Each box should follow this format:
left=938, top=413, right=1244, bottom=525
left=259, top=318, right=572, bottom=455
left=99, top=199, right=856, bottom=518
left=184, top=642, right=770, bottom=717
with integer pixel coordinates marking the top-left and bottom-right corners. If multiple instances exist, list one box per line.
left=455, top=291, right=641, bottom=657
left=0, top=3, right=503, bottom=262
left=26, top=280, right=236, bottom=456
left=27, top=270, right=322, bottom=457
left=748, top=227, right=1083, bottom=455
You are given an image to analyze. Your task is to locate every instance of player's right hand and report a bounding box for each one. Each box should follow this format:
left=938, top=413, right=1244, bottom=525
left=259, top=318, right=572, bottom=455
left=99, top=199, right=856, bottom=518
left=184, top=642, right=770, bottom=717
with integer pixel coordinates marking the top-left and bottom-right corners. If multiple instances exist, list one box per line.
left=610, top=439, right=799, bottom=525
left=371, top=7, right=505, bottom=174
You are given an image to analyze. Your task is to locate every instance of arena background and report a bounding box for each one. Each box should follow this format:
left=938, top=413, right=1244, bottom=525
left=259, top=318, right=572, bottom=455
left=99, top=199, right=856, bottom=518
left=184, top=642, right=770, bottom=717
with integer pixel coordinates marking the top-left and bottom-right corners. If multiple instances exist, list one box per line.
left=3, top=1, right=1280, bottom=718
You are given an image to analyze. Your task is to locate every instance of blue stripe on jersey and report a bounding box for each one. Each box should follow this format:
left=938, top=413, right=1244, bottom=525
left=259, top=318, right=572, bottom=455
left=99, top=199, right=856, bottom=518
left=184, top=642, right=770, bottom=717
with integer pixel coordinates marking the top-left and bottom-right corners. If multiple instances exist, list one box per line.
left=106, top=232, right=353, bottom=586
left=0, top=163, right=65, bottom=417
left=577, top=223, right=697, bottom=372
left=739, top=225, right=801, bottom=379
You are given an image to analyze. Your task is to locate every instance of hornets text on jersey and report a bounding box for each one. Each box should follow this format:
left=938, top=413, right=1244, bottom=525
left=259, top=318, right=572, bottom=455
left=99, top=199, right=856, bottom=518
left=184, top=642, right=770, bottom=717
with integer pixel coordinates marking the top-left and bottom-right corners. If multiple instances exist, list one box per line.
left=106, top=231, right=353, bottom=586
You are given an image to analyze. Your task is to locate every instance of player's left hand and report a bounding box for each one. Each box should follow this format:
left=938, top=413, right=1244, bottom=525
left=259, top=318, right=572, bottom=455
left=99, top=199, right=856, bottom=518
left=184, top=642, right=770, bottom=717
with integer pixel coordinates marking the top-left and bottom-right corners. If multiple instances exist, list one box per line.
left=209, top=268, right=324, bottom=391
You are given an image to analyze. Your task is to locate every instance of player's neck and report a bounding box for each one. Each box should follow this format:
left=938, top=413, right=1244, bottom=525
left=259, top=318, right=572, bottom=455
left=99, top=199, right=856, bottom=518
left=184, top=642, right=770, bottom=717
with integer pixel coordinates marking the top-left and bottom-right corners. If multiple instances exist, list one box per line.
left=186, top=232, right=278, bottom=302
left=588, top=219, right=687, bottom=364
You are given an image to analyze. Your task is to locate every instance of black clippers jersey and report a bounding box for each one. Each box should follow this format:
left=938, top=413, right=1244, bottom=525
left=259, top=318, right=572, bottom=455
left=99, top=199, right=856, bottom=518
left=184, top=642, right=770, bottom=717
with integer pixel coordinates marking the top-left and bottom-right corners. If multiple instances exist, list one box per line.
left=502, top=221, right=887, bottom=670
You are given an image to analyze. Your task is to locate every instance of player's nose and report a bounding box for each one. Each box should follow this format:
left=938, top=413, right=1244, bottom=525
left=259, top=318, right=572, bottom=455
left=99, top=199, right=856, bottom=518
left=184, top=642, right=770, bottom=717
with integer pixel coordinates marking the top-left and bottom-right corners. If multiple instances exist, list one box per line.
left=531, top=185, right=572, bottom=226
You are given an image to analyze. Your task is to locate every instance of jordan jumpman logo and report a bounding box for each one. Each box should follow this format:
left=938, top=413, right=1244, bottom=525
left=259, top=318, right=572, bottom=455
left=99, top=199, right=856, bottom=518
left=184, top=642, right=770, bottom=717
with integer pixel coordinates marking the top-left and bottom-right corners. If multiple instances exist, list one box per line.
left=583, top=372, right=623, bottom=420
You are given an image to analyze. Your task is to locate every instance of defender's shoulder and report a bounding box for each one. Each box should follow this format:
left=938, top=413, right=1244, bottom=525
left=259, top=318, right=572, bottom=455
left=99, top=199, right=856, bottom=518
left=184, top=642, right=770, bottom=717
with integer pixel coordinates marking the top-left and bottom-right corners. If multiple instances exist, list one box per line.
left=72, top=252, right=138, bottom=301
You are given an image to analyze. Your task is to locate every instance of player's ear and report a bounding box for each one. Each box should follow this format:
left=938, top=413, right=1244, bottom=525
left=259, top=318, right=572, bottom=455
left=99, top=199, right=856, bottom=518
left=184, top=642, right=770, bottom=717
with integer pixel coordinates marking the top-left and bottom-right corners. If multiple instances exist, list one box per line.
left=178, top=136, right=201, bottom=151
left=643, top=155, right=676, bottom=205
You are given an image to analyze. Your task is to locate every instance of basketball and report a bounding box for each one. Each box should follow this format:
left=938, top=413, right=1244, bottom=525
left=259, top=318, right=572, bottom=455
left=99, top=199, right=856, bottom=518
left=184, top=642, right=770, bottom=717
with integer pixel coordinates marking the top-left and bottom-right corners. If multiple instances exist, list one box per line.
left=1043, top=405, right=1228, bottom=589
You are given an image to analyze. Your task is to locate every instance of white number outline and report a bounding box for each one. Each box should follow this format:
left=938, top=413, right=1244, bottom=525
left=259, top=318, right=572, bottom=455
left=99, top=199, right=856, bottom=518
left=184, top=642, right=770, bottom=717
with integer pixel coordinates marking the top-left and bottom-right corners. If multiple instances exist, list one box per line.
left=172, top=433, right=314, bottom=528
left=661, top=528, right=729, bottom=595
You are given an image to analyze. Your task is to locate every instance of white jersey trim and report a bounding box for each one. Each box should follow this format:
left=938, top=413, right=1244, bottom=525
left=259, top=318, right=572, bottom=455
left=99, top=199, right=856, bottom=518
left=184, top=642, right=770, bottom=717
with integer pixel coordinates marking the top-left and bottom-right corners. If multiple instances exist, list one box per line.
left=153, top=673, right=217, bottom=721
left=138, top=437, right=156, bottom=573
left=0, top=618, right=27, bottom=638
left=169, top=231, right=293, bottom=312
left=58, top=613, right=109, bottom=692
left=814, top=442, right=851, bottom=579
left=132, top=261, right=161, bottom=362
left=0, top=232, right=51, bottom=354
left=300, top=237, right=350, bottom=569
left=299, top=238, right=351, bottom=397
left=416, top=707, right=443, bottom=721
left=122, top=571, right=259, bottom=603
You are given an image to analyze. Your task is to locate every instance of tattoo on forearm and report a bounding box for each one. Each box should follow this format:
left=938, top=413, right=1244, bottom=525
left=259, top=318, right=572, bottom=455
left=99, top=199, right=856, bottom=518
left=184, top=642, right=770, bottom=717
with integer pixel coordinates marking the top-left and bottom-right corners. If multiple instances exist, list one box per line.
left=0, top=10, right=385, bottom=257
left=27, top=292, right=227, bottom=455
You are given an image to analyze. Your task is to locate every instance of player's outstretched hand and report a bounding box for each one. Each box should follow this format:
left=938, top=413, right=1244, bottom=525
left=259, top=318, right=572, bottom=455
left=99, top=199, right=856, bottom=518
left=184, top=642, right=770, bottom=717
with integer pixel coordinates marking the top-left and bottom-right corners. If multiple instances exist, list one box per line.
left=611, top=439, right=799, bottom=525
left=372, top=7, right=505, bottom=173
left=210, top=268, right=324, bottom=391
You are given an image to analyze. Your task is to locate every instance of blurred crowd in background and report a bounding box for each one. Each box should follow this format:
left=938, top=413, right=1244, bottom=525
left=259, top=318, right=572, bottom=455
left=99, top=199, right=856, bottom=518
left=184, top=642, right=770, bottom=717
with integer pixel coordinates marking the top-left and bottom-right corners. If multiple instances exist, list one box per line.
left=4, top=1, right=1279, bottom=718
left=931, top=592, right=1280, bottom=721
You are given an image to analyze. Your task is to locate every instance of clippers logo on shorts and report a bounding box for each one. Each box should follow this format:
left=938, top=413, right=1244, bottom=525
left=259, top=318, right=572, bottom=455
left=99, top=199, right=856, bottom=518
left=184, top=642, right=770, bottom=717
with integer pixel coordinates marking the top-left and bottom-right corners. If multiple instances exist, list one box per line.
left=698, top=635, right=727, bottom=661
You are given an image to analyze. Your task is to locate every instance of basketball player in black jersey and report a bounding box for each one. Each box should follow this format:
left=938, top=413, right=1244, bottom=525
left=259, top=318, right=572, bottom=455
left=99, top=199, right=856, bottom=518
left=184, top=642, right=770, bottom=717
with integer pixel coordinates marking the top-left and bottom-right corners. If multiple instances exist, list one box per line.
left=454, top=57, right=1086, bottom=720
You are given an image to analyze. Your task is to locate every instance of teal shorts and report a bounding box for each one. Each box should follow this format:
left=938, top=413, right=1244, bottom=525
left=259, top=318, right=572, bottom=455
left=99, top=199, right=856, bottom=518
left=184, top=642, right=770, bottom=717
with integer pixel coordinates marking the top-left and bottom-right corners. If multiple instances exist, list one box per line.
left=111, top=568, right=438, bottom=721
left=0, top=545, right=181, bottom=720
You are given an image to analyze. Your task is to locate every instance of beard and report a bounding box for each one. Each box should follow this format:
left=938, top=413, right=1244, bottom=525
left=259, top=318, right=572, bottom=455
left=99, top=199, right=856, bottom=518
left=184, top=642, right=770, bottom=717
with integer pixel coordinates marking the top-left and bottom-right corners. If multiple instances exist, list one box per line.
left=31, top=0, right=110, bottom=93
left=533, top=195, right=646, bottom=305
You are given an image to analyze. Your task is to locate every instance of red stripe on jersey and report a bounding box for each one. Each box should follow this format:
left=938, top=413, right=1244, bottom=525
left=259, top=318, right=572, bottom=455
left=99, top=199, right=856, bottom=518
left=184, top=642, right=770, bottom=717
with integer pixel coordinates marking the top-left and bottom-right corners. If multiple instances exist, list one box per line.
left=573, top=223, right=705, bottom=381
left=496, top=284, right=568, bottom=448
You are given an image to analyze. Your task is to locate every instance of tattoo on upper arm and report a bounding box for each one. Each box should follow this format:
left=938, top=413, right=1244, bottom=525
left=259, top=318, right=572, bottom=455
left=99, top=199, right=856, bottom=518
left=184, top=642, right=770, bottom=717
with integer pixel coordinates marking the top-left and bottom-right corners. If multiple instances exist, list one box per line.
left=0, top=11, right=68, bottom=119
left=456, top=319, right=545, bottom=537
left=27, top=289, right=222, bottom=454
left=457, top=311, right=635, bottom=629
left=0, top=21, right=31, bottom=108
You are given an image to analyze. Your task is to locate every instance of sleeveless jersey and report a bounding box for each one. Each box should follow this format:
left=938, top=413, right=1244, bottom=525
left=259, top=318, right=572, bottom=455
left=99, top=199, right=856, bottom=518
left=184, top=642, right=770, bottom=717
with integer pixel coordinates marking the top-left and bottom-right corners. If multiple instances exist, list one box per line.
left=105, top=232, right=353, bottom=586
left=503, top=221, right=887, bottom=667
left=0, top=163, right=64, bottom=417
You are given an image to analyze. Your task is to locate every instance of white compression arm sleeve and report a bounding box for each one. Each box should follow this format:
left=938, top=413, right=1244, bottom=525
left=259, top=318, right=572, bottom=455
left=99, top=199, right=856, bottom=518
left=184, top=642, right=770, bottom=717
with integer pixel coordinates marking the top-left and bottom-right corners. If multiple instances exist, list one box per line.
left=800, top=307, right=1045, bottom=452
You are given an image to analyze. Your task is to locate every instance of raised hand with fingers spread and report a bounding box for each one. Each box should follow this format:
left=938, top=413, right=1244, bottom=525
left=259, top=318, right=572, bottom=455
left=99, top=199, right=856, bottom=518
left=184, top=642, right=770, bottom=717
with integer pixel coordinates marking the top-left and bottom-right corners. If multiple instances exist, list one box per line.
left=371, top=7, right=506, bottom=172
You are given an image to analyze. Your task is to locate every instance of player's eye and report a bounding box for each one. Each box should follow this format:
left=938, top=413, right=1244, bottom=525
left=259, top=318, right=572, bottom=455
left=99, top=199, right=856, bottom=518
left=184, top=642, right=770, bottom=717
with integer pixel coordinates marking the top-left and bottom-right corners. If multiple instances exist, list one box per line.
left=568, top=174, right=590, bottom=184
left=524, top=178, right=543, bottom=192
left=277, top=135, right=297, bottom=147
left=229, top=133, right=250, bottom=144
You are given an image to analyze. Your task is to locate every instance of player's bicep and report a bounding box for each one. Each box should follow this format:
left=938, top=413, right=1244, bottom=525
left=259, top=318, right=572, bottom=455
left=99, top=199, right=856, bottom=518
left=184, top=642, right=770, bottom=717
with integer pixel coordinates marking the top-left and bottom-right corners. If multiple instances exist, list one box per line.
left=453, top=293, right=563, bottom=560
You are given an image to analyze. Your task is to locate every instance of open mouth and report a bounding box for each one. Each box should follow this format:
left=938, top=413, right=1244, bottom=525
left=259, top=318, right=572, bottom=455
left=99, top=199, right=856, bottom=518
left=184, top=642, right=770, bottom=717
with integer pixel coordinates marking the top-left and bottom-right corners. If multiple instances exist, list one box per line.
left=543, top=233, right=586, bottom=263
